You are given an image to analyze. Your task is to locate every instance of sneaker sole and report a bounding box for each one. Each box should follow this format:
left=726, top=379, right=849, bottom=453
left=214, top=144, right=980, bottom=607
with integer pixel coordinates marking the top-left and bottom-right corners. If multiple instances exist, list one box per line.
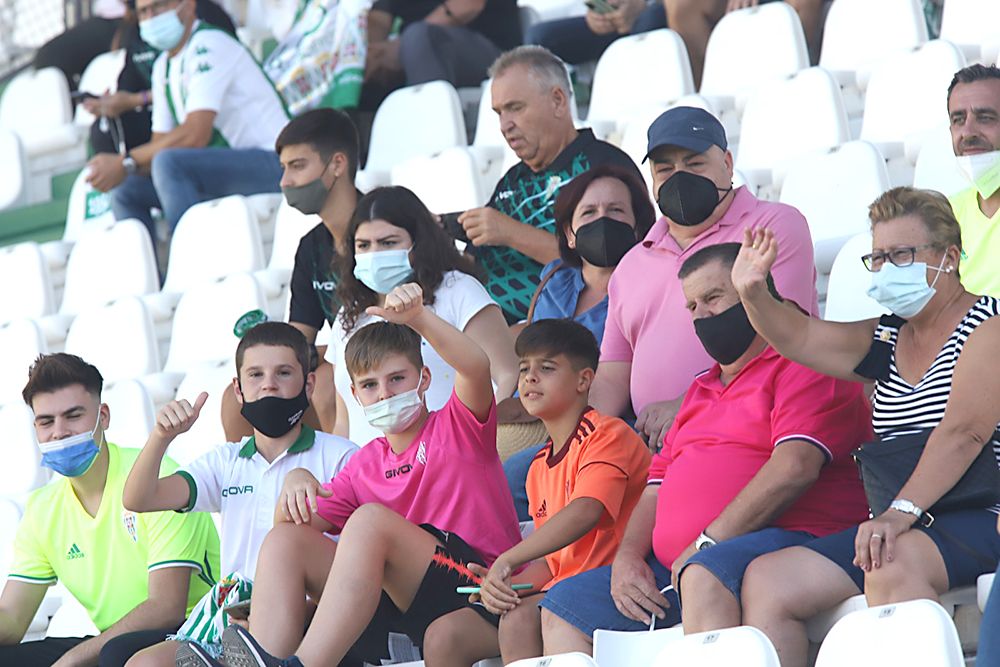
left=221, top=629, right=270, bottom=667
left=175, top=642, right=216, bottom=667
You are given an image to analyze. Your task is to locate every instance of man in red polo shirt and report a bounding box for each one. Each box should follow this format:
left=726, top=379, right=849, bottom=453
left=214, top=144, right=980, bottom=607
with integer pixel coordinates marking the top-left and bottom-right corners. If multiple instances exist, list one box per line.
left=536, top=242, right=870, bottom=652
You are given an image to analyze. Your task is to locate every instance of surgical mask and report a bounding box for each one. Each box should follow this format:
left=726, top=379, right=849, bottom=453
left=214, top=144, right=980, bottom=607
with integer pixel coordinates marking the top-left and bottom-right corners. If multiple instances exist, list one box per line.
left=693, top=301, right=758, bottom=365
left=139, top=9, right=186, bottom=51
left=573, top=217, right=638, bottom=267
left=956, top=150, right=1000, bottom=199
left=866, top=255, right=951, bottom=319
left=239, top=384, right=310, bottom=438
left=657, top=171, right=733, bottom=227
left=363, top=388, right=425, bottom=434
left=354, top=249, right=413, bottom=294
left=38, top=418, right=103, bottom=478
left=282, top=164, right=334, bottom=215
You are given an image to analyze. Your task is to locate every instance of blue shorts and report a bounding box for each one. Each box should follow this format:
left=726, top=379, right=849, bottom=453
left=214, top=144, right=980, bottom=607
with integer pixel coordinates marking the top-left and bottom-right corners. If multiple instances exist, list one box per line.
left=539, top=527, right=813, bottom=637
left=802, top=509, right=1000, bottom=591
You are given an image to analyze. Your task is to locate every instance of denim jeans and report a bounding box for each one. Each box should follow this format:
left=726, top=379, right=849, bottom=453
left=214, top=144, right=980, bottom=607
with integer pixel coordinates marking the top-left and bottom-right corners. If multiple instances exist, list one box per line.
left=111, top=146, right=283, bottom=240
left=524, top=2, right=667, bottom=65
left=503, top=443, right=546, bottom=522
left=979, top=567, right=1000, bottom=667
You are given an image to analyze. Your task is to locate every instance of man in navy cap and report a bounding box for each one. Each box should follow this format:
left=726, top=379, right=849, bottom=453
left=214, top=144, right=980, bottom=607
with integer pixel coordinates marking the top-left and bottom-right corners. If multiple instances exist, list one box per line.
left=589, top=106, right=820, bottom=447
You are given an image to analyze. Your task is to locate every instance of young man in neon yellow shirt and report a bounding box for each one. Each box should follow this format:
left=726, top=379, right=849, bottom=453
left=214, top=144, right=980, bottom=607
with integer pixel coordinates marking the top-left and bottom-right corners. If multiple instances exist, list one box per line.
left=0, top=353, right=220, bottom=667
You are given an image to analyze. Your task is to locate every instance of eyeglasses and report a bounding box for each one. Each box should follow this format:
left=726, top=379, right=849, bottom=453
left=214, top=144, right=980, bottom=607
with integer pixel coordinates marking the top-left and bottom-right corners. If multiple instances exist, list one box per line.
left=860, top=244, right=940, bottom=272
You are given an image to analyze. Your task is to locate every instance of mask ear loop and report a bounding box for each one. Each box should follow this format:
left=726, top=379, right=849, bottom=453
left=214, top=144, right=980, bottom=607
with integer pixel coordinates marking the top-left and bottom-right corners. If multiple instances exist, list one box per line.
left=928, top=252, right=951, bottom=290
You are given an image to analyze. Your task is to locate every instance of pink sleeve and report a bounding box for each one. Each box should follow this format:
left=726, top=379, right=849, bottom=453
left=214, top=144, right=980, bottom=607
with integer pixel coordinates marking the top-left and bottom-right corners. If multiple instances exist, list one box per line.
left=315, top=461, right=360, bottom=533
left=599, top=273, right=634, bottom=363
left=770, top=362, right=873, bottom=462
left=763, top=204, right=819, bottom=317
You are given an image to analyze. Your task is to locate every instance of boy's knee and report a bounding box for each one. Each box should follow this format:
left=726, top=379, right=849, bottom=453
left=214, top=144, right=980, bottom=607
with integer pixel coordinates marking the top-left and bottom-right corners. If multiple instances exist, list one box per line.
left=500, top=600, right=540, bottom=638
left=424, top=613, right=466, bottom=660
left=260, top=522, right=314, bottom=560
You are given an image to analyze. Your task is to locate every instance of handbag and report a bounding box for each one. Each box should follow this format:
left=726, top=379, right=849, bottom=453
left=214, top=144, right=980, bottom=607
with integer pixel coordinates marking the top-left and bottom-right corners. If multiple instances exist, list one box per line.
left=852, top=427, right=1000, bottom=518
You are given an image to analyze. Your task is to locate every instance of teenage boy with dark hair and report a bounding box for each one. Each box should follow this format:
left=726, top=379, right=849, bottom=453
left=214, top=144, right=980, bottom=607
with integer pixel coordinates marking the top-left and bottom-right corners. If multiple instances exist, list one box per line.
left=180, top=282, right=521, bottom=667
left=425, top=319, right=650, bottom=665
left=117, top=323, right=357, bottom=666
left=222, top=108, right=362, bottom=440
left=0, top=354, right=220, bottom=667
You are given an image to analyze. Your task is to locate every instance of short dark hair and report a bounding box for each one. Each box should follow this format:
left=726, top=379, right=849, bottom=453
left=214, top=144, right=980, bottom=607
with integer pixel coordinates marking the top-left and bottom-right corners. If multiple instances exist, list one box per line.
left=22, top=353, right=103, bottom=407
left=344, top=321, right=424, bottom=381
left=947, top=64, right=1000, bottom=104
left=553, top=164, right=657, bottom=268
left=678, top=242, right=781, bottom=299
left=235, top=322, right=312, bottom=380
left=275, top=108, right=360, bottom=179
left=515, top=319, right=599, bottom=371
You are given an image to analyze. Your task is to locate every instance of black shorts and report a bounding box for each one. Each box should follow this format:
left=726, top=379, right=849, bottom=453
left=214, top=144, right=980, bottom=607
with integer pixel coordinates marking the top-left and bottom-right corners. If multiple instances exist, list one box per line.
left=340, top=524, right=499, bottom=666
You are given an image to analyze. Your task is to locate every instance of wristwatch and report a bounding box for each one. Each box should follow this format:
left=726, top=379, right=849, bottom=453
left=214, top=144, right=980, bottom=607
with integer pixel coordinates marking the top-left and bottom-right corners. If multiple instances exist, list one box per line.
left=695, top=531, right=717, bottom=551
left=122, top=155, right=138, bottom=176
left=889, top=498, right=934, bottom=527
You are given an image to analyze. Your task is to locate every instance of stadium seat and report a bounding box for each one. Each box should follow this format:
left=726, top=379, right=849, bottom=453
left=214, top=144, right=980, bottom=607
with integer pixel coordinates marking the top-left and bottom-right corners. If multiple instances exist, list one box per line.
left=860, top=39, right=967, bottom=183
left=814, top=600, right=963, bottom=667
left=165, top=361, right=235, bottom=466
left=0, top=497, right=21, bottom=573
left=736, top=67, right=850, bottom=191
left=824, top=232, right=890, bottom=322
left=0, top=127, right=27, bottom=210
left=391, top=147, right=487, bottom=214
left=507, top=653, right=599, bottom=667
left=979, top=573, right=995, bottom=613
left=0, top=318, right=46, bottom=405
left=517, top=0, right=585, bottom=23
left=805, top=594, right=870, bottom=644
left=0, top=242, right=57, bottom=325
left=652, top=626, right=780, bottom=666
left=60, top=168, right=117, bottom=243
left=64, top=297, right=161, bottom=385
left=699, top=2, right=808, bottom=123
left=246, top=192, right=284, bottom=256
left=940, top=0, right=1000, bottom=66
left=0, top=401, right=50, bottom=502
left=593, top=627, right=684, bottom=667
left=46, top=590, right=100, bottom=639
left=72, top=49, right=127, bottom=129
left=103, top=379, right=157, bottom=448
left=778, top=141, right=890, bottom=288
left=357, top=81, right=467, bottom=190
left=254, top=200, right=321, bottom=320
left=587, top=30, right=695, bottom=135
left=913, top=125, right=969, bottom=198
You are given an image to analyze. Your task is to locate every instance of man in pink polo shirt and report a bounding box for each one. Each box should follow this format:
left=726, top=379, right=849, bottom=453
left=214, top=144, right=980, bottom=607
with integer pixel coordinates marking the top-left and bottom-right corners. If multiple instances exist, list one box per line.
left=590, top=106, right=819, bottom=447
left=536, top=242, right=869, bottom=650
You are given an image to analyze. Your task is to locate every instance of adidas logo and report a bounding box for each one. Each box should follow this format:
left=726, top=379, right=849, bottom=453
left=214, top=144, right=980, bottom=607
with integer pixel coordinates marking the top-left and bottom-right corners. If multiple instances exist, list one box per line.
left=66, top=544, right=84, bottom=560
left=534, top=500, right=547, bottom=519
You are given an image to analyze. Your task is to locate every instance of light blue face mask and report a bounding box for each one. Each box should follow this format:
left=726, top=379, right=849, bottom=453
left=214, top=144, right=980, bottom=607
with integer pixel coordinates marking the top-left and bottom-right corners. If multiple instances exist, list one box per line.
left=865, top=254, right=950, bottom=319
left=353, top=249, right=414, bottom=294
left=38, top=418, right=103, bottom=478
left=139, top=8, right=186, bottom=52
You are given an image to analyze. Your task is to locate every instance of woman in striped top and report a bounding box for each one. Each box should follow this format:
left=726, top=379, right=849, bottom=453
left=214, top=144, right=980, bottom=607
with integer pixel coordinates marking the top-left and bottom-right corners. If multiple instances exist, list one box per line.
left=728, top=187, right=1000, bottom=667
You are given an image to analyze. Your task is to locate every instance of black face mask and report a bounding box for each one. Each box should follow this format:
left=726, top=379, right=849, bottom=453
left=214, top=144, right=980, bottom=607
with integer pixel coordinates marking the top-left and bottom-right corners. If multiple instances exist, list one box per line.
left=239, top=384, right=310, bottom=438
left=573, top=216, right=638, bottom=267
left=657, top=171, right=732, bottom=227
left=693, top=301, right=758, bottom=365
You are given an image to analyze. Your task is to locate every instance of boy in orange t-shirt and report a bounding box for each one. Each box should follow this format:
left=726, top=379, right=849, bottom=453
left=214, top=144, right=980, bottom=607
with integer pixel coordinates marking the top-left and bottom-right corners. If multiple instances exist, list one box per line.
left=433, top=319, right=650, bottom=665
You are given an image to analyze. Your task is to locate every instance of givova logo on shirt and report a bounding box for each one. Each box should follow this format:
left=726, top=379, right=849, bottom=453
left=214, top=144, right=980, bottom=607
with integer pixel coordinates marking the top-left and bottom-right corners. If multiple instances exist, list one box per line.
left=66, top=544, right=84, bottom=560
left=222, top=485, right=254, bottom=497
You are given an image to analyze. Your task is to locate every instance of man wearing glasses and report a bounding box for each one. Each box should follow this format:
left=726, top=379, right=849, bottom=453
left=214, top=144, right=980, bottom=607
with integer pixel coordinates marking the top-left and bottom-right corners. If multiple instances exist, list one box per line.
left=85, top=0, right=289, bottom=245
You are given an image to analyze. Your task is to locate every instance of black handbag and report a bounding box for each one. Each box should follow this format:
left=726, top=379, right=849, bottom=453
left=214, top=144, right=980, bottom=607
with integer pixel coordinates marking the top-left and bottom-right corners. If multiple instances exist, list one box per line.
left=852, top=427, right=1000, bottom=518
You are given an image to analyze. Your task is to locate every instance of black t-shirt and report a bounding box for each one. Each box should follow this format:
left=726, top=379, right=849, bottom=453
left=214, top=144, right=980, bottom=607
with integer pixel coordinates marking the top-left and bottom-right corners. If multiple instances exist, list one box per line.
left=481, top=128, right=643, bottom=322
left=289, top=223, right=341, bottom=330
left=373, top=0, right=521, bottom=51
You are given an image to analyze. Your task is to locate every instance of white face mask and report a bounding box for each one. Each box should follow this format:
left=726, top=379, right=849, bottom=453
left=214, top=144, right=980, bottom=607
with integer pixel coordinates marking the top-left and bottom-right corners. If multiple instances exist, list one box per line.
left=362, top=388, right=424, bottom=434
left=956, top=149, right=1000, bottom=199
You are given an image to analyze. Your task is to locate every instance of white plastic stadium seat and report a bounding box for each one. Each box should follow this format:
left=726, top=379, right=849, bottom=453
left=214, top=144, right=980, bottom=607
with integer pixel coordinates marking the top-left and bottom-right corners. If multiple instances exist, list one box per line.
left=805, top=593, right=870, bottom=644
left=0, top=128, right=27, bottom=210
left=815, top=600, right=963, bottom=667
left=699, top=2, right=808, bottom=116
left=101, top=379, right=157, bottom=448
left=64, top=297, right=161, bottom=385
left=357, top=81, right=467, bottom=190
left=46, top=591, right=100, bottom=638
left=778, top=141, right=891, bottom=278
left=824, top=232, right=890, bottom=322
left=0, top=319, right=47, bottom=405
left=979, top=573, right=995, bottom=613
left=940, top=0, right=1000, bottom=66
left=72, top=49, right=127, bottom=128
left=736, top=67, right=850, bottom=190
left=0, top=401, right=51, bottom=502
left=913, top=125, right=969, bottom=198
left=587, top=30, right=695, bottom=133
left=60, top=168, right=117, bottom=243
left=507, top=653, right=599, bottom=667
left=653, top=626, right=780, bottom=666
left=0, top=497, right=21, bottom=575
left=165, top=361, right=236, bottom=466
left=0, top=242, right=57, bottom=325
left=593, top=627, right=684, bottom=667
left=254, top=200, right=321, bottom=319
left=391, top=147, right=487, bottom=214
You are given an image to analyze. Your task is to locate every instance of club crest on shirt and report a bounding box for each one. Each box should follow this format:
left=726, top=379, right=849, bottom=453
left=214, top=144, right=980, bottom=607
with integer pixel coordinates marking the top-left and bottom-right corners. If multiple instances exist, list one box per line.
left=416, top=441, right=427, bottom=465
left=122, top=510, right=138, bottom=543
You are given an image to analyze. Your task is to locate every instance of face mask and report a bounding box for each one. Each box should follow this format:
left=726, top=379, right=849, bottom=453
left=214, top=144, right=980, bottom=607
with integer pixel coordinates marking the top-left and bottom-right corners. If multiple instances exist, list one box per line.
left=139, top=9, right=186, bottom=51
left=354, top=249, right=414, bottom=294
left=573, top=217, right=638, bottom=267
left=657, top=171, right=733, bottom=227
left=363, top=388, right=425, bottom=434
left=865, top=255, right=950, bottom=319
left=693, top=301, right=758, bottom=365
left=38, top=418, right=103, bottom=478
left=956, top=150, right=1000, bottom=199
left=282, top=163, right=334, bottom=215
left=240, top=384, right=309, bottom=438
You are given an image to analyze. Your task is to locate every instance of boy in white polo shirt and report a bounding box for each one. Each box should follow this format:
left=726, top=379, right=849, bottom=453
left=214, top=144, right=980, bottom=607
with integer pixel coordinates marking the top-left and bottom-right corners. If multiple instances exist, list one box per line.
left=119, top=322, right=357, bottom=665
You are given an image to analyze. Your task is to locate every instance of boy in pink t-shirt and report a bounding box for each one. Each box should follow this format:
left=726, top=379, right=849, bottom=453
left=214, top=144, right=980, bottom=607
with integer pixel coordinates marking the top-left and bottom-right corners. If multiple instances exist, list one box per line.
left=204, top=283, right=520, bottom=667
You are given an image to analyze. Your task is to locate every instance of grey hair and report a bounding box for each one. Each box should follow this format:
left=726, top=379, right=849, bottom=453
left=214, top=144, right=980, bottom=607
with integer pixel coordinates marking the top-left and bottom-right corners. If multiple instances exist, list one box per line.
left=488, top=45, right=571, bottom=97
